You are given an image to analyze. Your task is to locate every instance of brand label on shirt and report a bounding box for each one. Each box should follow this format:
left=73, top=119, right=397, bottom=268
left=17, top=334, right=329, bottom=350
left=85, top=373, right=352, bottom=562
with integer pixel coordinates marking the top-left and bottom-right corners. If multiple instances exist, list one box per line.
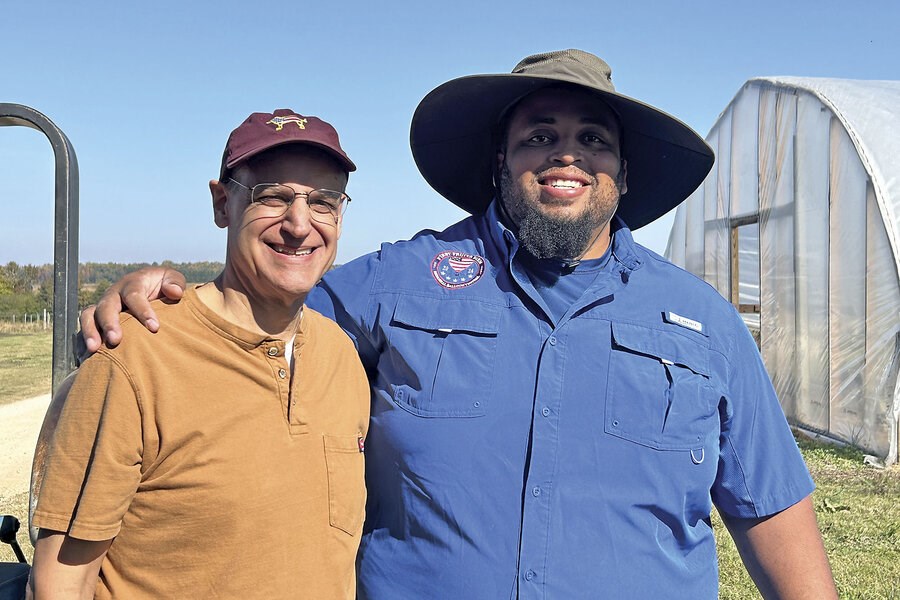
left=358, top=436, right=365, bottom=453
left=665, top=311, right=705, bottom=334
left=430, top=251, right=485, bottom=289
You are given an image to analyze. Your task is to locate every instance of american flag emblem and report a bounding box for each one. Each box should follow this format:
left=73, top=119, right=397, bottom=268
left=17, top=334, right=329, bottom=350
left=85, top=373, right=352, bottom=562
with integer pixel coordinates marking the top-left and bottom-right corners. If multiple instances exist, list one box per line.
left=266, top=115, right=308, bottom=131
left=430, top=250, right=485, bottom=289
left=448, top=256, right=476, bottom=272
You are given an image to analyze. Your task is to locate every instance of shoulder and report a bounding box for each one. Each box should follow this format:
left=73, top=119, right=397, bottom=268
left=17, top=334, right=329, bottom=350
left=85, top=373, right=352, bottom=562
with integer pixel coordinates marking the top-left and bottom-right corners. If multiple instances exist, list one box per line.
left=320, top=215, right=489, bottom=296
left=340, top=214, right=485, bottom=267
left=633, top=243, right=723, bottom=298
left=625, top=243, right=750, bottom=349
left=101, top=294, right=200, bottom=361
left=384, top=213, right=488, bottom=258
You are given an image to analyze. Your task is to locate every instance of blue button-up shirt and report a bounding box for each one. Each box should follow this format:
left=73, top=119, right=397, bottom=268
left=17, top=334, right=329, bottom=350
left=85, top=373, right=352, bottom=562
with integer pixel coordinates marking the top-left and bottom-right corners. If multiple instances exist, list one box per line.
left=308, top=201, right=813, bottom=599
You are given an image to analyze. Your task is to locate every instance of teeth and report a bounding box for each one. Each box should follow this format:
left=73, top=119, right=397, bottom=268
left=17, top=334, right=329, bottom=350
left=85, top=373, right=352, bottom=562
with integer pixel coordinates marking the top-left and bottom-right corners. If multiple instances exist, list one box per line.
left=545, top=179, right=583, bottom=189
left=272, top=245, right=312, bottom=256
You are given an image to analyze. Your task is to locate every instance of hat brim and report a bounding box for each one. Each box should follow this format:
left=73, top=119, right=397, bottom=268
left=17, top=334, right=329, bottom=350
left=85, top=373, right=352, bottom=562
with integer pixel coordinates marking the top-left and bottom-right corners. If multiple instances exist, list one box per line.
left=410, top=73, right=714, bottom=230
left=221, top=139, right=357, bottom=181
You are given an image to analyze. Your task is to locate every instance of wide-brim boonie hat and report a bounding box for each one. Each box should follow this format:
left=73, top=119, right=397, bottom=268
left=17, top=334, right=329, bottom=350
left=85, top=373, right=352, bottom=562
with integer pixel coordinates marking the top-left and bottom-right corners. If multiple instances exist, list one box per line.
left=410, top=49, right=714, bottom=230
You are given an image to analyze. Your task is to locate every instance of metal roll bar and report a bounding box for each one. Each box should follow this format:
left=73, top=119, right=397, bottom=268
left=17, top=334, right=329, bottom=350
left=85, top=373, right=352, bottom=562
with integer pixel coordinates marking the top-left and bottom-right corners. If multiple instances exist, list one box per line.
left=0, top=103, right=79, bottom=394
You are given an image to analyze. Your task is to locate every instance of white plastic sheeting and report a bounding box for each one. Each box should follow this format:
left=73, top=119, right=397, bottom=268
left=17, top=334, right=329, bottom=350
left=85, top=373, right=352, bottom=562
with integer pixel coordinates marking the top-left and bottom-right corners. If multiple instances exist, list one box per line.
left=666, top=77, right=900, bottom=464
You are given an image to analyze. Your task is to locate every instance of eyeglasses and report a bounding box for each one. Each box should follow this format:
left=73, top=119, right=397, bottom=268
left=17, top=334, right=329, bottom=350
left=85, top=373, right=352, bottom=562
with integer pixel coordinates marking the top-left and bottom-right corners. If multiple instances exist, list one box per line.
left=227, top=178, right=350, bottom=224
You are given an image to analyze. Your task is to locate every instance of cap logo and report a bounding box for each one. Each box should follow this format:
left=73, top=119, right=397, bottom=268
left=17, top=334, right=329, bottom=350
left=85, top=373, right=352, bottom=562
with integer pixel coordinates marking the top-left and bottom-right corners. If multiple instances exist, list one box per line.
left=430, top=251, right=485, bottom=289
left=266, top=115, right=308, bottom=131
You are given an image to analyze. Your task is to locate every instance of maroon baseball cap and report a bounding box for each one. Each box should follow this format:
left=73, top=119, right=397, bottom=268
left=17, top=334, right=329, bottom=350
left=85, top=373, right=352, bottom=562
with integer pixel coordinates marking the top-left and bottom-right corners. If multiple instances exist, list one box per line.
left=219, top=109, right=356, bottom=180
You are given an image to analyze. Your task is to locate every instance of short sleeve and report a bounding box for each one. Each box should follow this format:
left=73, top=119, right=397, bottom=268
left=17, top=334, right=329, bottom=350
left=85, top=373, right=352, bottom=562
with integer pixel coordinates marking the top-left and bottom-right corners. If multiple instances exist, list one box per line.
left=711, top=308, right=815, bottom=518
left=32, top=351, right=144, bottom=541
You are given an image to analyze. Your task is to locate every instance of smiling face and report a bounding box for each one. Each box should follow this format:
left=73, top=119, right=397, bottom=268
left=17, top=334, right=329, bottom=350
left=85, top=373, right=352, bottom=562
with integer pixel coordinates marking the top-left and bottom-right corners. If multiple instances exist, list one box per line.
left=211, top=145, right=347, bottom=309
left=497, top=85, right=627, bottom=260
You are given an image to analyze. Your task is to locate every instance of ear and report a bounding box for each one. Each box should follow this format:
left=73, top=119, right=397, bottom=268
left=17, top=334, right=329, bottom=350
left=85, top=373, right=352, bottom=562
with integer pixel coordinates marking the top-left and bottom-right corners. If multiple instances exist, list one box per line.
left=617, top=159, right=628, bottom=196
left=209, top=180, right=229, bottom=229
left=493, top=149, right=506, bottom=190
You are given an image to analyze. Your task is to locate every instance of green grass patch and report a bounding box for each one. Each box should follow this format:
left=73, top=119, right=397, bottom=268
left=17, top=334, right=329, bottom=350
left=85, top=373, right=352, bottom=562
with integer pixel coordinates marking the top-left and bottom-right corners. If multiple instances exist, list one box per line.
left=716, top=435, right=900, bottom=599
left=0, top=329, right=51, bottom=405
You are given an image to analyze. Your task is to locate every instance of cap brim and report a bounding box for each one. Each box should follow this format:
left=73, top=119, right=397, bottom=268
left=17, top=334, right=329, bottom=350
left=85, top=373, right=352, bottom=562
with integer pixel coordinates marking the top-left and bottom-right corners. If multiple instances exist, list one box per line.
left=410, top=73, right=714, bottom=230
left=222, top=139, right=356, bottom=180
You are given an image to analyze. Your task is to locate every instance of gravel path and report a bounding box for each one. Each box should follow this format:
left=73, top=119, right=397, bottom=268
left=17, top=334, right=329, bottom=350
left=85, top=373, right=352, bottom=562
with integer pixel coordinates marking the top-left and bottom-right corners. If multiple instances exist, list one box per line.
left=0, top=394, right=51, bottom=498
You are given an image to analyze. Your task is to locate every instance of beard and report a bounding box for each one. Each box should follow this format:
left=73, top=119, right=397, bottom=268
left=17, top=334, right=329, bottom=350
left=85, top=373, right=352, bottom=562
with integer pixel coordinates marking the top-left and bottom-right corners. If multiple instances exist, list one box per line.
left=498, top=162, right=623, bottom=260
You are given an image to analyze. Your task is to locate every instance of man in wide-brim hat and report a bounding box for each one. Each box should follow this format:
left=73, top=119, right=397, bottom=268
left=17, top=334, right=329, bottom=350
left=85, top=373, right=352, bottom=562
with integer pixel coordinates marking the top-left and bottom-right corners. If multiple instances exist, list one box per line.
left=411, top=49, right=713, bottom=231
left=85, top=49, right=837, bottom=599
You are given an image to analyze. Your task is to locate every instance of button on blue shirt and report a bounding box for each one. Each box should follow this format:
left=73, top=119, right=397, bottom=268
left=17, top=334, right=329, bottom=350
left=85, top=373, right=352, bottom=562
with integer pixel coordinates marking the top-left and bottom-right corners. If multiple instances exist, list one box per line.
left=308, top=201, right=813, bottom=599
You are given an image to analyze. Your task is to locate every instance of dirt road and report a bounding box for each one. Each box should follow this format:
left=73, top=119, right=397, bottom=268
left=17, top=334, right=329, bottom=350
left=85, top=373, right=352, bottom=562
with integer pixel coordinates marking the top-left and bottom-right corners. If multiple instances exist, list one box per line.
left=0, top=394, right=50, bottom=498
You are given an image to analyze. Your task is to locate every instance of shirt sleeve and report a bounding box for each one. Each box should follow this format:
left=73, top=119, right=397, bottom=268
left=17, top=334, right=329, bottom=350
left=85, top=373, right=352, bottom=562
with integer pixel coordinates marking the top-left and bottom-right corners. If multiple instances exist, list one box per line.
left=32, top=351, right=144, bottom=541
left=711, top=307, right=815, bottom=519
left=308, top=249, right=384, bottom=374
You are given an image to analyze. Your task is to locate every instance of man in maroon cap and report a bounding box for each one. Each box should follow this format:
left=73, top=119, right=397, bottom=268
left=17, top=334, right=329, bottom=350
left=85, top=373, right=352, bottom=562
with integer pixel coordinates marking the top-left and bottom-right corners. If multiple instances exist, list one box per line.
left=28, top=110, right=370, bottom=599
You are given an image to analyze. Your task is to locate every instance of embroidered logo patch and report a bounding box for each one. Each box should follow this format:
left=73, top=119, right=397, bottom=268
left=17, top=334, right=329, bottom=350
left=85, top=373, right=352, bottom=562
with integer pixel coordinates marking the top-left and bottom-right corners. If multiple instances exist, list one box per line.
left=430, top=251, right=485, bottom=289
left=266, top=115, right=307, bottom=131
left=358, top=436, right=365, bottom=453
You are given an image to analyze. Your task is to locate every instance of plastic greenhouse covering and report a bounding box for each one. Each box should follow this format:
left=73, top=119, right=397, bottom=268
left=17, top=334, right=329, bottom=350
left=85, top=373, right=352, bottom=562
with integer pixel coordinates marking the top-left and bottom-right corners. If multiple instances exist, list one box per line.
left=666, top=77, right=900, bottom=465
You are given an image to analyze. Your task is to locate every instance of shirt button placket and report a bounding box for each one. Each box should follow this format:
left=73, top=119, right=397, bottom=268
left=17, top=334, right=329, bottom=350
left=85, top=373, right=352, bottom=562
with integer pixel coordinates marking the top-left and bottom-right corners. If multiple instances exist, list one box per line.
left=519, top=328, right=561, bottom=598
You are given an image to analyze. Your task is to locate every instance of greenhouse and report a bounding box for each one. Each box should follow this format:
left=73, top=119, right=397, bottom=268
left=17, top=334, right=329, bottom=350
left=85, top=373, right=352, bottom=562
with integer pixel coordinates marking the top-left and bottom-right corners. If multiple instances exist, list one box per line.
left=666, top=76, right=900, bottom=465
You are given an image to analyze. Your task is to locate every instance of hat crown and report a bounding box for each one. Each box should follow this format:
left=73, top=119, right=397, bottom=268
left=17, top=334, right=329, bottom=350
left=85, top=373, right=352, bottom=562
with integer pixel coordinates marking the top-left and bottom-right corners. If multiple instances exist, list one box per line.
left=219, top=108, right=356, bottom=180
left=512, top=49, right=615, bottom=93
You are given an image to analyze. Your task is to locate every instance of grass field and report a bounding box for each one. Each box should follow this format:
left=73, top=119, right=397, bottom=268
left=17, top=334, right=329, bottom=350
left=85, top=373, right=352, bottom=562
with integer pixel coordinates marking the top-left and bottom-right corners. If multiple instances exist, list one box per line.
left=715, top=435, right=900, bottom=599
left=0, top=328, right=51, bottom=406
left=0, top=329, right=898, bottom=597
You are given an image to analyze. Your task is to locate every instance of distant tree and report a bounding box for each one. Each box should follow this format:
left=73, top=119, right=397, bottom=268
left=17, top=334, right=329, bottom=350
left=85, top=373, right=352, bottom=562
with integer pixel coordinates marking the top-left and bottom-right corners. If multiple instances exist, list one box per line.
left=0, top=270, right=12, bottom=295
left=37, top=281, right=53, bottom=311
left=1, top=262, right=29, bottom=294
left=77, top=285, right=94, bottom=310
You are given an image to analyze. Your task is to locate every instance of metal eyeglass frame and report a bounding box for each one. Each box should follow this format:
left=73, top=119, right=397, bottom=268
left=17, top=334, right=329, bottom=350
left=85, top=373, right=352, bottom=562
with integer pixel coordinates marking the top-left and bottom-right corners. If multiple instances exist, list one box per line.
left=227, top=178, right=350, bottom=224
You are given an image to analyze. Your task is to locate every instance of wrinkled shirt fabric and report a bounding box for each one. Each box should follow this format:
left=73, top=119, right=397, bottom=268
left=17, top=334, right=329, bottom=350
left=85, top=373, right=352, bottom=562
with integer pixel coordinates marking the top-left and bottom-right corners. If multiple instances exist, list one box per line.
left=307, top=201, right=814, bottom=600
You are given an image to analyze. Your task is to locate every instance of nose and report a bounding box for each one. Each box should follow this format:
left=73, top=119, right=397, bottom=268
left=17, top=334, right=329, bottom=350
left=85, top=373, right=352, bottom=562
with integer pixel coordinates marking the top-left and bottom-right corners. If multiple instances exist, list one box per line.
left=280, top=196, right=314, bottom=238
left=550, top=138, right=582, bottom=165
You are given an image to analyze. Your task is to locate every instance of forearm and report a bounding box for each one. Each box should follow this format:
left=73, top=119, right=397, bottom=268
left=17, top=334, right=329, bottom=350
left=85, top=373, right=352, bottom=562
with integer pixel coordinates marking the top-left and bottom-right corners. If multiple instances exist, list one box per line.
left=722, top=496, right=837, bottom=599
left=30, top=529, right=111, bottom=599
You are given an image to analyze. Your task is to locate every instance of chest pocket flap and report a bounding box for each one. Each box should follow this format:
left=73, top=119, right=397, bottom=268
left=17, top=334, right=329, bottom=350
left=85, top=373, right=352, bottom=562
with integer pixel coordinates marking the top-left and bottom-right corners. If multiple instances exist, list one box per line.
left=611, top=321, right=709, bottom=377
left=393, top=295, right=501, bottom=334
left=388, top=295, right=501, bottom=417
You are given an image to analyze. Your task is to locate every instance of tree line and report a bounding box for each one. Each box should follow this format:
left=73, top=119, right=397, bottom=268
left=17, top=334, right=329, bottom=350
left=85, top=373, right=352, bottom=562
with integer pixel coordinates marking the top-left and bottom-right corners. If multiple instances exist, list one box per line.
left=0, top=261, right=225, bottom=317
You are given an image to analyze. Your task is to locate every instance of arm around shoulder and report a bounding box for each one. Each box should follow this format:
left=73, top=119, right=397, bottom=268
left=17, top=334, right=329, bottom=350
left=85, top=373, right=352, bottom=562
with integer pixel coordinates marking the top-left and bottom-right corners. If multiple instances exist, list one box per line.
left=81, top=266, right=187, bottom=352
left=721, top=495, right=837, bottom=600
left=28, top=529, right=112, bottom=600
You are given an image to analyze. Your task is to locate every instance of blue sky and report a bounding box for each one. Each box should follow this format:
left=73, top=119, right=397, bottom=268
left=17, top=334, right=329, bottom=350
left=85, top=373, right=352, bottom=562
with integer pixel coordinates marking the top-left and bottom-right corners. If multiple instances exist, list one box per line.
left=2, top=0, right=899, bottom=266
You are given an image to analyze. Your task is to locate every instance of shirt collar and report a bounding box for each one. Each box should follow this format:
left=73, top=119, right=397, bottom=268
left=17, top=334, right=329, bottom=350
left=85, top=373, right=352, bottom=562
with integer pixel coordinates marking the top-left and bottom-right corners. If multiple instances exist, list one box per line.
left=484, top=198, right=518, bottom=262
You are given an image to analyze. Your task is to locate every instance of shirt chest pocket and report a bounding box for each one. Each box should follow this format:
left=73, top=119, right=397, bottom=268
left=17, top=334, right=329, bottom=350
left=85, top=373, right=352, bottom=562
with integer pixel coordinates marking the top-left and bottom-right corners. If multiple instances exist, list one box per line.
left=386, top=296, right=500, bottom=417
left=323, top=434, right=366, bottom=536
left=605, top=321, right=719, bottom=450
